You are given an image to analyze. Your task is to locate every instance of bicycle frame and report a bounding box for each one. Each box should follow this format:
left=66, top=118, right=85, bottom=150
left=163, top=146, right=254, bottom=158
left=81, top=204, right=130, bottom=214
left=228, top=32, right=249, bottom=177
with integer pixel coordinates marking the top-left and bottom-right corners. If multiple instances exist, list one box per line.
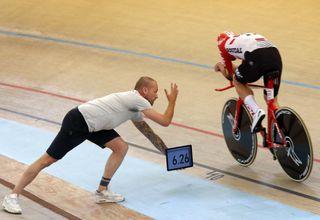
left=215, top=79, right=287, bottom=149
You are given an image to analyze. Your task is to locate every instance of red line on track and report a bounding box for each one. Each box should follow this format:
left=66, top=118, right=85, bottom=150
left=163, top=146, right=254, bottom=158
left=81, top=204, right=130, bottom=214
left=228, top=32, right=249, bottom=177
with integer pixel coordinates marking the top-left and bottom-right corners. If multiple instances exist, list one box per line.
left=1, top=81, right=319, bottom=163
left=171, top=122, right=224, bottom=138
left=0, top=82, right=86, bottom=103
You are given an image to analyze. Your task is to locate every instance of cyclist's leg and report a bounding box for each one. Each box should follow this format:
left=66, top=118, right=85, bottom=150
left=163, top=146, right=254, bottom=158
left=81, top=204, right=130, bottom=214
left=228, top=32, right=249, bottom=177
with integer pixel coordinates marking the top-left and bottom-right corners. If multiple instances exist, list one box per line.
left=235, top=59, right=265, bottom=132
left=233, top=74, right=253, bottom=100
left=235, top=52, right=264, bottom=111
left=263, top=47, right=283, bottom=108
left=233, top=75, right=259, bottom=115
left=263, top=74, right=281, bottom=108
left=263, top=70, right=281, bottom=108
left=234, top=64, right=260, bottom=115
left=234, top=78, right=265, bottom=132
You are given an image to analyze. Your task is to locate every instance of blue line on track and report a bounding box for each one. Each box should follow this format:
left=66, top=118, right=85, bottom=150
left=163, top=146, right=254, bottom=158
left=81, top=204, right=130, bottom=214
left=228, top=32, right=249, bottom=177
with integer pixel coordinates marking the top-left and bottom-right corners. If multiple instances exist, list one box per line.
left=0, top=29, right=211, bottom=69
left=0, top=28, right=319, bottom=90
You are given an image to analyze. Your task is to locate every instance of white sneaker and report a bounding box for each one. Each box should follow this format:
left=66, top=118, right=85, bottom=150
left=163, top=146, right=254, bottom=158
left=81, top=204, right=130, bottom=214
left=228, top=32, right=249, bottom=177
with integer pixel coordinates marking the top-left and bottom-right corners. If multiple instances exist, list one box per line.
left=251, top=109, right=265, bottom=133
left=95, top=190, right=125, bottom=204
left=2, top=194, right=22, bottom=214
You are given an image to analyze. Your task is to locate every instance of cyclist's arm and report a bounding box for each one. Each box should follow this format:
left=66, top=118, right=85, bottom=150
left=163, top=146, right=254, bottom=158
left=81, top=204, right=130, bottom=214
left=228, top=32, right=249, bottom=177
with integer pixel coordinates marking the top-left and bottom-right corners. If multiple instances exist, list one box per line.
left=214, top=62, right=233, bottom=80
left=131, top=120, right=167, bottom=154
left=215, top=45, right=236, bottom=80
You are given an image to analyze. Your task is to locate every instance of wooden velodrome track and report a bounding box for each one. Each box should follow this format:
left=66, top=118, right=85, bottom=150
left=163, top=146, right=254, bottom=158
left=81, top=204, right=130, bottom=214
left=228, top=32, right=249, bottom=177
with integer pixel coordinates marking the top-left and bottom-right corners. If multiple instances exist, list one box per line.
left=0, top=0, right=319, bottom=219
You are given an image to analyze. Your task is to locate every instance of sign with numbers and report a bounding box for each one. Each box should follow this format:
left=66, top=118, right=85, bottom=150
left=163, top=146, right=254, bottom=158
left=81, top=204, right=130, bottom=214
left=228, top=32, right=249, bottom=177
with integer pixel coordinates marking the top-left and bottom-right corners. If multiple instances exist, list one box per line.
left=166, top=145, right=193, bottom=171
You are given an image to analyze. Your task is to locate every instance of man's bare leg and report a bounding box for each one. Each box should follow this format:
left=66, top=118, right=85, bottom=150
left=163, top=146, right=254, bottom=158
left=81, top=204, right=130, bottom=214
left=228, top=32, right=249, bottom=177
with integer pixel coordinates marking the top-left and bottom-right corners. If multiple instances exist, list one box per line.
left=12, top=153, right=57, bottom=195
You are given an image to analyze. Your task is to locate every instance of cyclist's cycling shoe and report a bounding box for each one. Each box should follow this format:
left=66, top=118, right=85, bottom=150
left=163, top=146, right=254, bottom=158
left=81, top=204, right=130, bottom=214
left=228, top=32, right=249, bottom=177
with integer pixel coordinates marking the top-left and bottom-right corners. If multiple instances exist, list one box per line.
left=251, top=109, right=265, bottom=133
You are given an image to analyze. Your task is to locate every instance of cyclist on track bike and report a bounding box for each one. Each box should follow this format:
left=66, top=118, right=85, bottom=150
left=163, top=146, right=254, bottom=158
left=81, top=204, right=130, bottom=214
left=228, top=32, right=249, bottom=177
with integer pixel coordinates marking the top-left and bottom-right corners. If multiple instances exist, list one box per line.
left=214, top=32, right=283, bottom=132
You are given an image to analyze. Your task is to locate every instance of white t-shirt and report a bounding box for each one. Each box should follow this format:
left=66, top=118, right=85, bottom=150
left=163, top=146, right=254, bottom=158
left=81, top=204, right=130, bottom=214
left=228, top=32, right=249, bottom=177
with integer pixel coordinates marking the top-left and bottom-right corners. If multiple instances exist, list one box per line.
left=78, top=90, right=151, bottom=132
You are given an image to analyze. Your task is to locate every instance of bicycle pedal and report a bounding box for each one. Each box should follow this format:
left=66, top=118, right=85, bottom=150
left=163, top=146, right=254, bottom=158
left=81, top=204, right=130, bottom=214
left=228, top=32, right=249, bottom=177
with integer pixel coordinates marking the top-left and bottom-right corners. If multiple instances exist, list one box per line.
left=252, top=126, right=263, bottom=133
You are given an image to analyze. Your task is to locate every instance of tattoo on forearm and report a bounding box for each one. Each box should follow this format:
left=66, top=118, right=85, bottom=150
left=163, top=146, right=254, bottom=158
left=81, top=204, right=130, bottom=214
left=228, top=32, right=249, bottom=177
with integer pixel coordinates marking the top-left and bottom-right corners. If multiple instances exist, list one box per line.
left=132, top=121, right=167, bottom=154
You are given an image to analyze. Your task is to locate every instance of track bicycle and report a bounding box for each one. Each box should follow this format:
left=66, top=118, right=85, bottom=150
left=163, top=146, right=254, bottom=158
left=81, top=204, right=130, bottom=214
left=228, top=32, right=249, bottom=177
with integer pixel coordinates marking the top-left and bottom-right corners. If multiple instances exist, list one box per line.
left=215, top=71, right=313, bottom=182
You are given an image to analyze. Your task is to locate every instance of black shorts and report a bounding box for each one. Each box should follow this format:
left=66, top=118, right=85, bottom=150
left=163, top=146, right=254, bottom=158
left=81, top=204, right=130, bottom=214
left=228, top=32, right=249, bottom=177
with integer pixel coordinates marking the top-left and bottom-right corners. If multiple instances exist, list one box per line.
left=46, top=107, right=120, bottom=160
left=235, top=47, right=282, bottom=97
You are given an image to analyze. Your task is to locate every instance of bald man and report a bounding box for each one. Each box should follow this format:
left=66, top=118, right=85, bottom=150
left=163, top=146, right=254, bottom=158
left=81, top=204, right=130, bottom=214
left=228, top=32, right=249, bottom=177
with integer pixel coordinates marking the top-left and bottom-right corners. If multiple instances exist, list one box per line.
left=2, top=76, right=178, bottom=214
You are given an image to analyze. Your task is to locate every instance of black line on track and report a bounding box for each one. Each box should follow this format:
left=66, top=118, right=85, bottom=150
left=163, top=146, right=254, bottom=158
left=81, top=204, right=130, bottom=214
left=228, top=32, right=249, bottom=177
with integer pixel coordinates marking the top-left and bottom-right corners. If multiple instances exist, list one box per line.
left=1, top=106, right=319, bottom=203
left=0, top=177, right=82, bottom=220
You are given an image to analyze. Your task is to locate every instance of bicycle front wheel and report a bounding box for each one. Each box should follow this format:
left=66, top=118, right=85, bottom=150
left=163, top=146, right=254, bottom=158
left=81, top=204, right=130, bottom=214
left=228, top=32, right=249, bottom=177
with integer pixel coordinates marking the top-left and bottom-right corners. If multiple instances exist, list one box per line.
left=222, top=98, right=257, bottom=166
left=272, top=107, right=313, bottom=182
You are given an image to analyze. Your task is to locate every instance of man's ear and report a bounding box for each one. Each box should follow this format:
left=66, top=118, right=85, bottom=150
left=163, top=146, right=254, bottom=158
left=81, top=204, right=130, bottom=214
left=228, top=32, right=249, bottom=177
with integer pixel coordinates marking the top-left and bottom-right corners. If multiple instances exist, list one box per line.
left=142, top=87, right=148, bottom=95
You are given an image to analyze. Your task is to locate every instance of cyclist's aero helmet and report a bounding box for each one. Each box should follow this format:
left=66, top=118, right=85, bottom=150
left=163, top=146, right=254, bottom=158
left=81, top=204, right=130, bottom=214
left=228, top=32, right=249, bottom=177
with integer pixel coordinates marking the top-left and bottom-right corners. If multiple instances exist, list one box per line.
left=217, top=31, right=235, bottom=46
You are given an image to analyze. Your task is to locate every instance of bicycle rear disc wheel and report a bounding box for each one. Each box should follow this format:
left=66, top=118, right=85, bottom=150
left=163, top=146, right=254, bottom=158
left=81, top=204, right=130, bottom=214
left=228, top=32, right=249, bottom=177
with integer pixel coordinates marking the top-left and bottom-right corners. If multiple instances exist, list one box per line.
left=222, top=98, right=257, bottom=166
left=272, top=107, right=313, bottom=182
